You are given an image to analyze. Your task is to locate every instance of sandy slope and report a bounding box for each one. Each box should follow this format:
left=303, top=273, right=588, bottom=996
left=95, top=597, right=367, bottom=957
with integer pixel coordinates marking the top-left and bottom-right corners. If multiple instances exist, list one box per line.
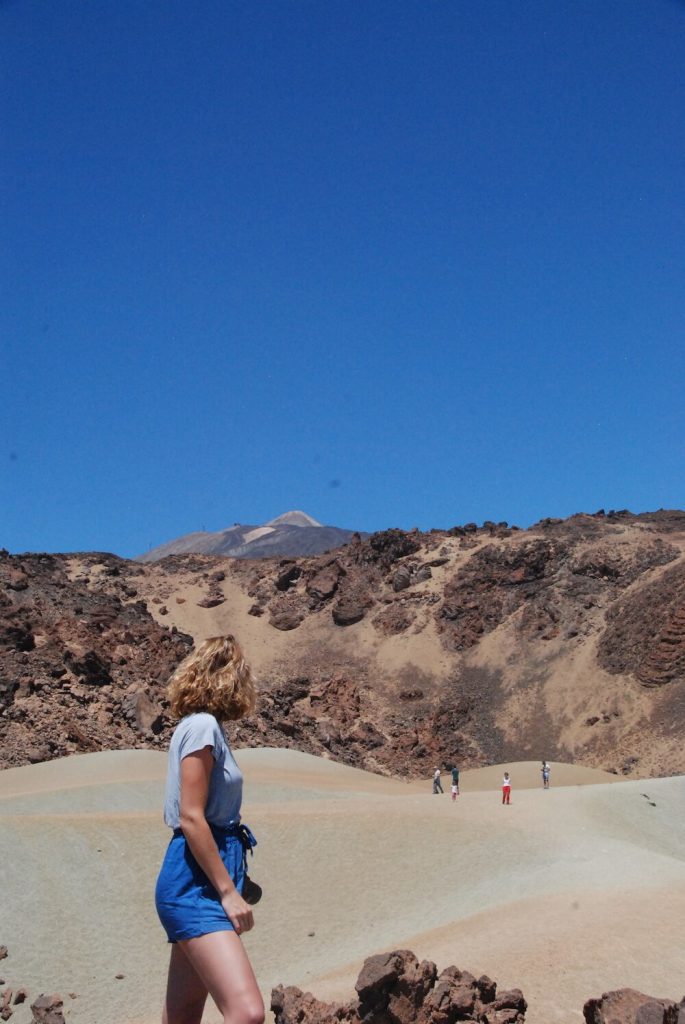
left=0, top=751, right=683, bottom=1024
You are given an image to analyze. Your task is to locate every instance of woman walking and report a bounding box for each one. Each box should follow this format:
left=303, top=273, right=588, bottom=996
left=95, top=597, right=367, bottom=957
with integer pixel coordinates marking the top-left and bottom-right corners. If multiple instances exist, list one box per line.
left=155, top=635, right=264, bottom=1024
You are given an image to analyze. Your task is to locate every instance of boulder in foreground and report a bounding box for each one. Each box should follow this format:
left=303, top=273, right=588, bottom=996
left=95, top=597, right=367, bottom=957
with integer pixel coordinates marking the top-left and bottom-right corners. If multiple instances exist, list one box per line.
left=583, top=988, right=685, bottom=1023
left=30, top=994, right=64, bottom=1024
left=271, top=949, right=527, bottom=1024
left=272, top=949, right=685, bottom=1024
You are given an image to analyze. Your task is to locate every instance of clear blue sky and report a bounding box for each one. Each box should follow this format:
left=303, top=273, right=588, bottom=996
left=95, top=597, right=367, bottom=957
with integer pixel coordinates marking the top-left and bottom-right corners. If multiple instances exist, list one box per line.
left=2, top=1, right=684, bottom=557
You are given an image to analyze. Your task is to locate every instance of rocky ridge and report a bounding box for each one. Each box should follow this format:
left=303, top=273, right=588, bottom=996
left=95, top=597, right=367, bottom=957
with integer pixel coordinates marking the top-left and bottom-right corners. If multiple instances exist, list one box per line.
left=2, top=509, right=685, bottom=776
left=270, top=949, right=685, bottom=1024
left=3, top=945, right=683, bottom=1024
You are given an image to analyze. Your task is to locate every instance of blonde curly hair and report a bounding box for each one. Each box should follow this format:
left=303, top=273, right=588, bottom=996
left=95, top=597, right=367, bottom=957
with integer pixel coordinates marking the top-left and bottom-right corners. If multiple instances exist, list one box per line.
left=168, top=635, right=256, bottom=721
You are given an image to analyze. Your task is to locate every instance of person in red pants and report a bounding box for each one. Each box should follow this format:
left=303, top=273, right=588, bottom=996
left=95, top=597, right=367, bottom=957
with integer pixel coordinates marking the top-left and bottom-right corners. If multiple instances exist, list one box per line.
left=502, top=771, right=511, bottom=804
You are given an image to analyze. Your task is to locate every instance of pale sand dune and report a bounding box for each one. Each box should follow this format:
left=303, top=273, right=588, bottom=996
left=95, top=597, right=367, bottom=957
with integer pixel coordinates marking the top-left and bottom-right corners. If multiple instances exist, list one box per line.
left=452, top=760, right=619, bottom=791
left=0, top=750, right=683, bottom=1024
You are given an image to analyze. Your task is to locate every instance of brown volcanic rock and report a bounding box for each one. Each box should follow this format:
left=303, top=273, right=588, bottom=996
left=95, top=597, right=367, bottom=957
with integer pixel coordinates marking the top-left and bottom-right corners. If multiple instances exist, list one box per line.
left=196, top=594, right=225, bottom=608
left=30, top=994, right=65, bottom=1024
left=598, top=561, right=685, bottom=686
left=235, top=675, right=388, bottom=765
left=438, top=539, right=567, bottom=651
left=271, top=952, right=685, bottom=1024
left=269, top=596, right=306, bottom=631
left=355, top=950, right=437, bottom=1019
left=332, top=600, right=367, bottom=627
left=373, top=601, right=417, bottom=636
left=306, top=561, right=344, bottom=605
left=0, top=550, right=192, bottom=768
left=438, top=531, right=678, bottom=653
left=271, top=988, right=351, bottom=1024
left=332, top=577, right=375, bottom=627
left=583, top=989, right=683, bottom=1024
left=271, top=950, right=526, bottom=1024
left=4, top=511, right=685, bottom=778
left=350, top=529, right=422, bottom=571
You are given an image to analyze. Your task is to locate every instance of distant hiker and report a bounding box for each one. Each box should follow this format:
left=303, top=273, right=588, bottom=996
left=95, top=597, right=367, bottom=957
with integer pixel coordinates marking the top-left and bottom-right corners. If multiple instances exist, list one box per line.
left=451, top=765, right=460, bottom=795
left=433, top=768, right=444, bottom=794
left=451, top=781, right=458, bottom=802
left=502, top=771, right=511, bottom=805
left=155, top=635, right=264, bottom=1024
left=541, top=761, right=551, bottom=789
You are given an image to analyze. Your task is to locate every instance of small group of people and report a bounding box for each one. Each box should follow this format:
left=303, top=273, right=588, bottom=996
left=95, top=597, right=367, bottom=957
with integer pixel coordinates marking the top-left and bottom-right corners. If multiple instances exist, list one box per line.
left=433, top=764, right=459, bottom=799
left=503, top=761, right=551, bottom=802
left=433, top=760, right=552, bottom=805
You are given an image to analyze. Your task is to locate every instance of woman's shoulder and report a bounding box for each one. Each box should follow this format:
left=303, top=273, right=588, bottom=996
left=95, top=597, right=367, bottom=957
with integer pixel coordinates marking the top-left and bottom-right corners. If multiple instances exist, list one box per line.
left=174, top=712, right=224, bottom=739
left=171, top=712, right=227, bottom=759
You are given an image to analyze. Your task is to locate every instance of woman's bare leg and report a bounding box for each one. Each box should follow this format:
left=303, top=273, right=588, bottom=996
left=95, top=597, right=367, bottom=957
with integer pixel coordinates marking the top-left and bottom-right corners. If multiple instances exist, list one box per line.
left=163, top=943, right=209, bottom=1024
left=178, top=931, right=264, bottom=1024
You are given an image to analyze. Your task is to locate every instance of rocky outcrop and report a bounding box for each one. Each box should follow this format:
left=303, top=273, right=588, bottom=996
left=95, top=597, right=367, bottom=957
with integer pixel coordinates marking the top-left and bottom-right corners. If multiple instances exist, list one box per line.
left=350, top=529, right=422, bottom=571
left=438, top=534, right=678, bottom=652
left=271, top=949, right=526, bottom=1024
left=0, top=551, right=192, bottom=768
left=272, top=951, right=685, bottom=1024
left=234, top=676, right=388, bottom=767
left=269, top=594, right=306, bottom=631
left=30, top=995, right=64, bottom=1024
left=583, top=988, right=685, bottom=1023
left=331, top=575, right=376, bottom=627
left=3, top=509, right=685, bottom=777
left=598, top=562, right=685, bottom=686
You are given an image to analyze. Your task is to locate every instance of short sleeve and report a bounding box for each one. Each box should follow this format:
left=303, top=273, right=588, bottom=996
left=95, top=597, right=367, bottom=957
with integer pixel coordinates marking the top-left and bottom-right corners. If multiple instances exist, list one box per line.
left=178, top=713, right=222, bottom=761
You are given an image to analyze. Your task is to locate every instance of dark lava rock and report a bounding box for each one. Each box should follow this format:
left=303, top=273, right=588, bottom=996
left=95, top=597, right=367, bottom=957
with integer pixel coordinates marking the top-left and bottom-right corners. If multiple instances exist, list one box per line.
left=271, top=949, right=526, bottom=1024
left=332, top=601, right=366, bottom=626
left=352, top=529, right=422, bottom=571
left=0, top=552, right=192, bottom=769
left=598, top=561, right=685, bottom=686
left=392, top=565, right=413, bottom=592
left=197, top=595, right=225, bottom=608
left=64, top=649, right=112, bottom=686
left=276, top=565, right=302, bottom=592
left=30, top=994, right=65, bottom=1024
left=270, top=610, right=304, bottom=631
left=306, top=563, right=343, bottom=604
left=583, top=989, right=683, bottom=1024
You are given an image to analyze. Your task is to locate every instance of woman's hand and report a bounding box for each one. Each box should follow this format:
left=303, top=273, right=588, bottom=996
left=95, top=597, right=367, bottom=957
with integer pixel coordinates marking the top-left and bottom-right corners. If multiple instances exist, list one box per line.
left=221, top=889, right=254, bottom=935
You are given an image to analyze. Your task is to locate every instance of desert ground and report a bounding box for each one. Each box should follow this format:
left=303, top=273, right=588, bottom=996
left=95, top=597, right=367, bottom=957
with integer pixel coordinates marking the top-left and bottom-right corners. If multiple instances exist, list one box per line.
left=1, top=749, right=684, bottom=1024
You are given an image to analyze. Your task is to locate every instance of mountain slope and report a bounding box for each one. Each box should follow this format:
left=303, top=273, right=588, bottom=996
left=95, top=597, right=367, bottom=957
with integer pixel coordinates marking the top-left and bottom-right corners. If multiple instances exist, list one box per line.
left=2, top=509, right=685, bottom=778
left=137, top=510, right=363, bottom=562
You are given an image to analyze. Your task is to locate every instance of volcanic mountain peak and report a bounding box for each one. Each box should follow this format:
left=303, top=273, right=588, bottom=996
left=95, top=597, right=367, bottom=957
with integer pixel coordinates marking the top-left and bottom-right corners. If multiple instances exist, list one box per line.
left=265, top=510, right=322, bottom=528
left=138, top=510, right=359, bottom=561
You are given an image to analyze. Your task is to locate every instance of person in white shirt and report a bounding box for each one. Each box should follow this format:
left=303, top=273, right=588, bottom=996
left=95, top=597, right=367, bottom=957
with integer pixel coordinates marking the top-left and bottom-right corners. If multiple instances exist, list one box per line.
left=432, top=767, right=444, bottom=794
left=502, top=771, right=511, bottom=804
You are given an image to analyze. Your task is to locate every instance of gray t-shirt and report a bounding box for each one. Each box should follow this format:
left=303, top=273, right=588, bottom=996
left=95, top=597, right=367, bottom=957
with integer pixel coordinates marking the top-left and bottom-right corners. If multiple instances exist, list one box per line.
left=163, top=712, right=243, bottom=829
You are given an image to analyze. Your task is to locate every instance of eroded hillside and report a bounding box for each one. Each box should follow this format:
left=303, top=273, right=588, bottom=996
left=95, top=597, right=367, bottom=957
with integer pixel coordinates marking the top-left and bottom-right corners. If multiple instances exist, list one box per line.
left=2, top=509, right=685, bottom=778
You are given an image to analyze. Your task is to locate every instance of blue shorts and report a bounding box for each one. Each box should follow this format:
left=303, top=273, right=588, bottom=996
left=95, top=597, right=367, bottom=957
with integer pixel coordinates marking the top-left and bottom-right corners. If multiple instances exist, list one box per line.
left=155, top=823, right=256, bottom=943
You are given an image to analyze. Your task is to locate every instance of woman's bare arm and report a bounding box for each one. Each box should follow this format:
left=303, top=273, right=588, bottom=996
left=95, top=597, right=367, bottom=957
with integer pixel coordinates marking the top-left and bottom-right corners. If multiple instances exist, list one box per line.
left=179, top=746, right=254, bottom=934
